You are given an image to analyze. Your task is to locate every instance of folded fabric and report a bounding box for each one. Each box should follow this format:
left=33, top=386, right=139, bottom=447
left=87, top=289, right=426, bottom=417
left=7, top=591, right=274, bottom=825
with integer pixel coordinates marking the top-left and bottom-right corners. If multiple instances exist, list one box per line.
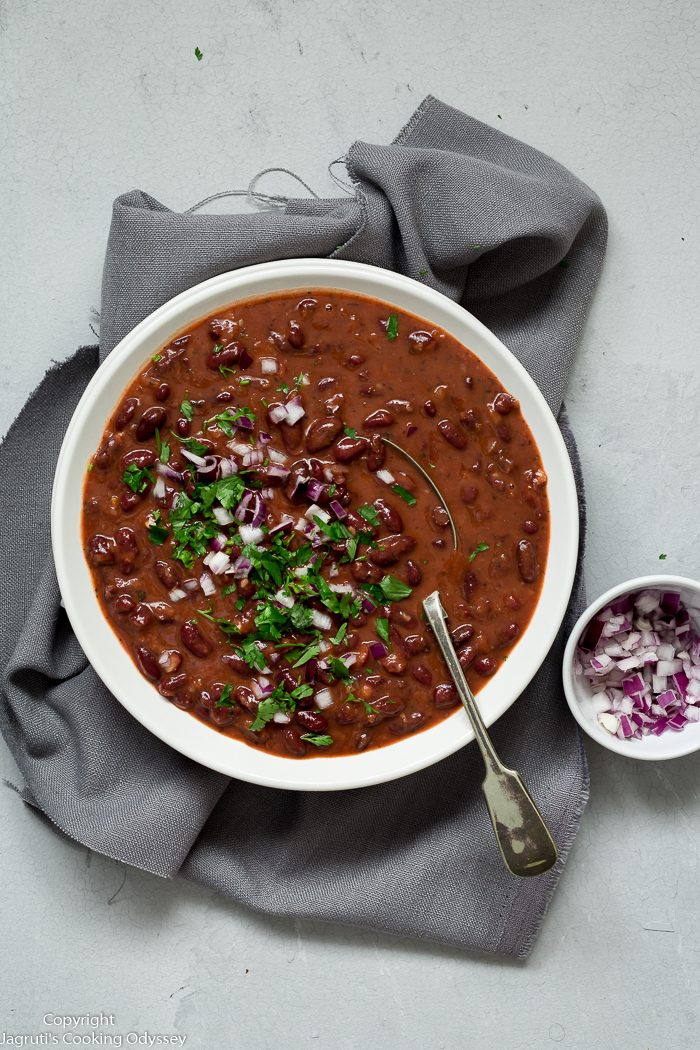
left=0, top=96, right=606, bottom=956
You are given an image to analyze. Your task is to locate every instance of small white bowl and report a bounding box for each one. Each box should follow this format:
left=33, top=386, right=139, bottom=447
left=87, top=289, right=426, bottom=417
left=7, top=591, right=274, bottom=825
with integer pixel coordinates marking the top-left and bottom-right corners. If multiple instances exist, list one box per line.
left=53, top=258, right=580, bottom=791
left=563, top=574, right=700, bottom=761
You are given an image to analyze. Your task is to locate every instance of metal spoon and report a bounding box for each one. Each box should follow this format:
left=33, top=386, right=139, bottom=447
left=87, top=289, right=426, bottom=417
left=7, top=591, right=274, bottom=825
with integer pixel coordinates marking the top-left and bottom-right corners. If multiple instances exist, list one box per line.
left=422, top=590, right=558, bottom=878
left=381, top=437, right=457, bottom=550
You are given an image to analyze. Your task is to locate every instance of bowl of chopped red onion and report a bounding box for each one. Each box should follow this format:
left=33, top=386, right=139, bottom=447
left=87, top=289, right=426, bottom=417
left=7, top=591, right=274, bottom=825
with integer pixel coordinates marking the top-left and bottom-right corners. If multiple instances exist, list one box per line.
left=563, top=575, right=700, bottom=760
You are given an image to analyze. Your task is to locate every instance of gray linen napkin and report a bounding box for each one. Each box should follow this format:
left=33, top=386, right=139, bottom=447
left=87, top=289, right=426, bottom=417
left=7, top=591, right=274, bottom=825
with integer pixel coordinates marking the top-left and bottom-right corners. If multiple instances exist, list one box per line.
left=0, top=97, right=606, bottom=957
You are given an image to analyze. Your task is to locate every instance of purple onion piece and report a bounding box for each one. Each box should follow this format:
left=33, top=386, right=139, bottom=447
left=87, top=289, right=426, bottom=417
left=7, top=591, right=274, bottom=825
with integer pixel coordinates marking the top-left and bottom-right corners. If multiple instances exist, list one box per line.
left=210, top=534, right=227, bottom=553
left=197, top=455, right=219, bottom=477
left=236, top=415, right=254, bottom=430
left=269, top=517, right=294, bottom=537
left=361, top=597, right=376, bottom=615
left=329, top=500, right=347, bottom=520
left=232, top=556, right=252, bottom=578
left=288, top=475, right=307, bottom=501
left=155, top=461, right=184, bottom=484
left=240, top=349, right=254, bottom=370
left=368, top=641, right=388, bottom=659
left=661, top=592, right=681, bottom=615
left=306, top=480, right=324, bottom=502
left=305, top=658, right=317, bottom=683
left=258, top=432, right=273, bottom=446
left=406, top=424, right=418, bottom=437
left=579, top=617, right=604, bottom=652
left=250, top=494, right=267, bottom=528
left=267, top=464, right=290, bottom=479
left=609, top=597, right=631, bottom=616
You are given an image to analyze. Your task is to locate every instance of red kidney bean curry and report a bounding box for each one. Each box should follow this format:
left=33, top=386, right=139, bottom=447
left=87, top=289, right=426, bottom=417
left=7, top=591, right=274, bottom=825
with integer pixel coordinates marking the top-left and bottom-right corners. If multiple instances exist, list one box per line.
left=83, top=290, right=549, bottom=759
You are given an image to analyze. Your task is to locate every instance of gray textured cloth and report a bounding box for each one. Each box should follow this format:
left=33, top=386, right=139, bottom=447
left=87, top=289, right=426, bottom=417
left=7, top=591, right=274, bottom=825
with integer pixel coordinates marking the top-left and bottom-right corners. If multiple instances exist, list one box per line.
left=0, top=96, right=606, bottom=957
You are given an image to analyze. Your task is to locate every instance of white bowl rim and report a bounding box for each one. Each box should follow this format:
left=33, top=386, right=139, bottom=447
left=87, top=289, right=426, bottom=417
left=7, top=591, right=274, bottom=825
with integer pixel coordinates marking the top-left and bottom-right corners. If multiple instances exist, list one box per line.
left=52, top=257, right=579, bottom=791
left=563, top=573, right=700, bottom=761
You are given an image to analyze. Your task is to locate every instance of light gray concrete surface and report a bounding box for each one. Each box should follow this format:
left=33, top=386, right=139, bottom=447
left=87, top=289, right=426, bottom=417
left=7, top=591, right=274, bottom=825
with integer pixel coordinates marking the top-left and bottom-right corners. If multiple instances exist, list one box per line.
left=2, top=1, right=700, bottom=1047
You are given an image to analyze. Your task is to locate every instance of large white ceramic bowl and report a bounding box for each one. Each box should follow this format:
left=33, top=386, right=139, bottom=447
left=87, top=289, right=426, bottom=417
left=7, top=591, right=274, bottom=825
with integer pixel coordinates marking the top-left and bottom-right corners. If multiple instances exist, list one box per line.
left=52, top=259, right=579, bottom=791
left=563, top=575, right=700, bottom=761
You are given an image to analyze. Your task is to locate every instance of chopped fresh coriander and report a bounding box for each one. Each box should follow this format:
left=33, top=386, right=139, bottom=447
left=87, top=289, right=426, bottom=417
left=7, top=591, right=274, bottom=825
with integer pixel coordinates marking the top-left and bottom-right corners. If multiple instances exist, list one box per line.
left=328, top=483, right=337, bottom=498
left=235, top=598, right=246, bottom=611
left=300, top=733, right=333, bottom=747
left=348, top=691, right=373, bottom=714
left=216, top=684, right=234, bottom=708
left=195, top=46, right=203, bottom=60
left=392, top=484, right=416, bottom=507
left=379, top=575, right=412, bottom=602
left=344, top=426, right=358, bottom=438
left=469, top=542, right=489, bottom=562
left=172, top=435, right=209, bottom=457
left=418, top=270, right=428, bottom=275
left=219, top=365, right=236, bottom=379
left=213, top=344, right=223, bottom=355
left=376, top=618, right=391, bottom=648
left=330, top=622, right=347, bottom=646
left=249, top=696, right=280, bottom=731
left=87, top=463, right=93, bottom=472
left=152, top=354, right=162, bottom=363
left=123, top=463, right=154, bottom=493
left=148, top=524, right=169, bottom=545
left=359, top=504, right=380, bottom=527
left=240, top=378, right=251, bottom=386
left=180, top=395, right=194, bottom=422
left=294, top=372, right=305, bottom=389
left=329, top=656, right=351, bottom=681
left=277, top=382, right=290, bottom=395
left=386, top=312, right=399, bottom=341
left=222, top=583, right=237, bottom=597
left=155, top=427, right=170, bottom=464
left=659, top=553, right=667, bottom=560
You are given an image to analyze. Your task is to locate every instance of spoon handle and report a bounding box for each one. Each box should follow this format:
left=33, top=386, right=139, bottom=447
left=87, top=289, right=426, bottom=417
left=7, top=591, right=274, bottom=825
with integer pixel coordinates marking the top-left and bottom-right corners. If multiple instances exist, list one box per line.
left=422, top=590, right=558, bottom=879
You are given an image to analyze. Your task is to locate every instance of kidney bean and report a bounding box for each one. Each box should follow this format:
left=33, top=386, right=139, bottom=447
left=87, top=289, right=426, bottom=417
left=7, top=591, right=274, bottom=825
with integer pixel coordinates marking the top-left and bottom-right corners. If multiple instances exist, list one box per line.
left=120, top=491, right=144, bottom=513
left=280, top=420, right=303, bottom=453
left=93, top=435, right=121, bottom=469
left=158, top=673, right=188, bottom=698
left=210, top=703, right=239, bottom=727
left=493, top=392, right=515, bottom=415
left=115, top=527, right=138, bottom=573
left=516, top=539, right=538, bottom=583
left=522, top=520, right=538, bottom=534
left=382, top=653, right=406, bottom=675
left=296, top=709, right=328, bottom=732
left=372, top=499, right=402, bottom=533
left=150, top=602, right=174, bottom=623
left=206, top=343, right=241, bottom=371
left=431, top=505, right=450, bottom=528
left=171, top=692, right=195, bottom=711
left=363, top=409, right=394, bottom=429
left=451, top=623, right=474, bottom=647
left=355, top=731, right=371, bottom=751
left=408, top=330, right=436, bottom=352
left=497, top=623, right=520, bottom=648
left=121, top=448, right=156, bottom=470
left=505, top=594, right=522, bottom=610
left=369, top=534, right=417, bottom=566
left=411, top=663, right=432, bottom=686
left=220, top=653, right=250, bottom=676
left=462, top=571, right=478, bottom=601
left=239, top=722, right=271, bottom=745
left=437, top=419, right=467, bottom=449
left=181, top=620, right=214, bottom=658
left=350, top=560, right=383, bottom=584
left=404, top=633, right=428, bottom=655
left=389, top=608, right=416, bottom=629
left=403, top=559, right=422, bottom=586
left=155, top=561, right=179, bottom=589
left=474, top=655, right=497, bottom=676
left=130, top=603, right=153, bottom=629
left=365, top=432, right=385, bottom=472
left=159, top=650, right=182, bottom=673
left=174, top=417, right=191, bottom=438
left=113, top=594, right=136, bottom=613
left=460, top=409, right=482, bottom=431
left=335, top=701, right=360, bottom=724
left=135, top=645, right=160, bottom=681
left=363, top=696, right=405, bottom=725
left=388, top=710, right=428, bottom=735
left=297, top=297, right=317, bottom=318
left=345, top=354, right=364, bottom=368
left=155, top=383, right=170, bottom=402
left=460, top=484, right=478, bottom=505
left=88, top=534, right=114, bottom=565
left=114, top=398, right=139, bottom=430
left=457, top=643, right=477, bottom=669
left=135, top=406, right=167, bottom=442
left=282, top=726, right=307, bottom=756
left=433, top=683, right=458, bottom=708
left=496, top=423, right=511, bottom=442
left=286, top=320, right=305, bottom=349
left=423, top=399, right=437, bottom=417
left=334, top=435, right=369, bottom=461
left=235, top=685, right=259, bottom=713
left=306, top=416, right=343, bottom=453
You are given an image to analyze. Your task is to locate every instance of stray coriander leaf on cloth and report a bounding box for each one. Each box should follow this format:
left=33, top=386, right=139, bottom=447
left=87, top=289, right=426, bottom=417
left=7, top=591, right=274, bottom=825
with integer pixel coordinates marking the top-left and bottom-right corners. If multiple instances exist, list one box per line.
left=195, top=46, right=203, bottom=60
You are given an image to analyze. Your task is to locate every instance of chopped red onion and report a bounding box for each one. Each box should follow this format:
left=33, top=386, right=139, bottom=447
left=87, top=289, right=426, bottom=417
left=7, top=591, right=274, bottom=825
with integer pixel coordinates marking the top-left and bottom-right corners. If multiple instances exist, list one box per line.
left=219, top=457, right=238, bottom=478
left=210, top=532, right=228, bottom=552
left=236, top=414, right=254, bottom=431
left=169, top=588, right=188, bottom=602
left=212, top=506, right=235, bottom=526
left=208, top=551, right=231, bottom=575
left=305, top=503, right=330, bottom=524
left=406, top=424, right=418, bottom=437
left=257, top=431, right=273, bottom=446
left=305, top=480, right=325, bottom=502
left=361, top=597, right=376, bottom=615
left=267, top=464, right=290, bottom=480
left=376, top=469, right=395, bottom=485
left=269, top=516, right=294, bottom=537
left=197, top=455, right=219, bottom=476
left=242, top=449, right=264, bottom=468
left=284, top=395, right=305, bottom=425
left=182, top=578, right=199, bottom=592
left=329, top=500, right=347, bottom=520
left=261, top=487, right=275, bottom=500
left=269, top=404, right=289, bottom=424
left=275, top=589, right=295, bottom=609
left=260, top=358, right=279, bottom=374
left=200, top=572, right=216, bottom=597
left=232, top=555, right=252, bottom=578
left=315, top=687, right=334, bottom=710
left=311, top=609, right=333, bottom=631
left=152, top=476, right=166, bottom=500
left=239, top=349, right=254, bottom=370
left=575, top=589, right=700, bottom=741
left=181, top=449, right=207, bottom=468
left=268, top=448, right=288, bottom=465
left=273, top=711, right=291, bottom=724
left=156, top=461, right=184, bottom=484
left=238, top=524, right=265, bottom=545
left=369, top=641, right=388, bottom=659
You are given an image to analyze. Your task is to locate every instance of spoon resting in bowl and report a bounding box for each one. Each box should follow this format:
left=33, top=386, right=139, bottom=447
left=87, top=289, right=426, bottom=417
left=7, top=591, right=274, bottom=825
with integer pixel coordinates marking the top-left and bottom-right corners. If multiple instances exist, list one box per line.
left=422, top=590, right=558, bottom=878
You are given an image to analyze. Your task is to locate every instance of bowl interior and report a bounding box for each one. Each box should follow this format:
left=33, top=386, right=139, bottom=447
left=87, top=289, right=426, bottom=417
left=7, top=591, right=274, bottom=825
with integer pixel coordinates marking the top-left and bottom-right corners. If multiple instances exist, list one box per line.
left=52, top=258, right=579, bottom=790
left=563, top=575, right=700, bottom=761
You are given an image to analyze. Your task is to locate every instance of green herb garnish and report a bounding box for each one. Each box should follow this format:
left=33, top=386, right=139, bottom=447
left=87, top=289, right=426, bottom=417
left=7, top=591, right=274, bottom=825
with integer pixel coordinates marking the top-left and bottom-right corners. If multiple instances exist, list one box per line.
left=386, top=312, right=399, bottom=341
left=300, top=733, right=333, bottom=747
left=392, top=485, right=416, bottom=507
left=123, top=463, right=155, bottom=493
left=359, top=504, right=380, bottom=528
left=180, top=395, right=194, bottom=422
left=376, top=618, right=391, bottom=648
left=148, top=524, right=169, bottom=545
left=155, top=427, right=170, bottom=464
left=379, top=575, right=412, bottom=602
left=216, top=684, right=234, bottom=708
left=469, top=542, right=490, bottom=563
left=195, top=46, right=203, bottom=60
left=344, top=426, right=357, bottom=438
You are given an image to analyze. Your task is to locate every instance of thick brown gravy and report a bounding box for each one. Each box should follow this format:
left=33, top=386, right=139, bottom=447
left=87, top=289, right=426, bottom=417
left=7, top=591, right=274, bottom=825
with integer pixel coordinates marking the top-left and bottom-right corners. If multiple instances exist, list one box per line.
left=82, top=289, right=549, bottom=758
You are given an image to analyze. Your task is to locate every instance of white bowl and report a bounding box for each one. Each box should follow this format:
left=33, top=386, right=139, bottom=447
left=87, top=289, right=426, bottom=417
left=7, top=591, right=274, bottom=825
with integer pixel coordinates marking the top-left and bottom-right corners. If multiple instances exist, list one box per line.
left=52, top=258, right=579, bottom=791
left=563, top=574, right=700, bottom=761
